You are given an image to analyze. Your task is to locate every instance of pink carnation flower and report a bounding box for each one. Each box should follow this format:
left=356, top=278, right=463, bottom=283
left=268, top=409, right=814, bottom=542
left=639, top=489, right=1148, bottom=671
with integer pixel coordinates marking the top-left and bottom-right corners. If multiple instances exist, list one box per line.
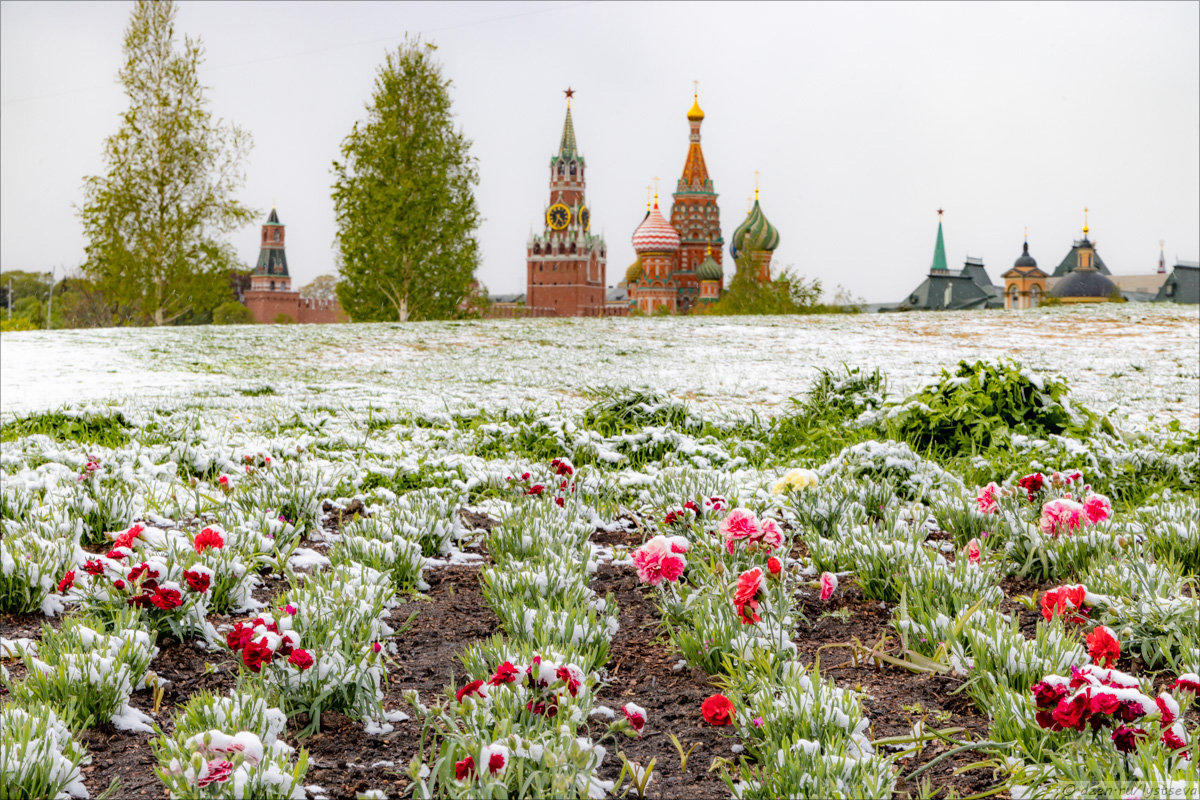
left=819, top=572, right=838, bottom=601
left=1039, top=498, right=1085, bottom=536
left=1082, top=494, right=1112, bottom=526
left=720, top=508, right=761, bottom=553
left=975, top=482, right=1000, bottom=514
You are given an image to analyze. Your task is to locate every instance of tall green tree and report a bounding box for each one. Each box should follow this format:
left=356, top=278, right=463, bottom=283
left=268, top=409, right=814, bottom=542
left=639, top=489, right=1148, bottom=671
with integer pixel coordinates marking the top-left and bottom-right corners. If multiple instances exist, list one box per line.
left=332, top=38, right=481, bottom=322
left=78, top=0, right=255, bottom=326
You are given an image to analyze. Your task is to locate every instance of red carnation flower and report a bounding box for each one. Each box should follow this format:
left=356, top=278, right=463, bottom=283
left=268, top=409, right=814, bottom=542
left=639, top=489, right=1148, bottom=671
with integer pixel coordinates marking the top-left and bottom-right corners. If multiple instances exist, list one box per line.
left=766, top=557, right=782, bottom=576
left=1090, top=691, right=1121, bottom=716
left=702, top=694, right=735, bottom=726
left=113, top=579, right=127, bottom=591
left=287, top=649, right=314, bottom=670
left=456, top=680, right=485, bottom=703
left=151, top=586, right=183, bottom=610
left=527, top=484, right=545, bottom=496
left=83, top=560, right=105, bottom=576
left=525, top=697, right=559, bottom=718
left=487, top=750, right=506, bottom=774
left=194, top=528, right=224, bottom=553
left=1111, top=726, right=1147, bottom=754
left=242, top=638, right=274, bottom=673
left=488, top=661, right=520, bottom=686
left=57, top=570, right=76, bottom=593
left=1086, top=626, right=1121, bottom=667
left=183, top=569, right=211, bottom=593
left=455, top=755, right=476, bottom=781
left=1167, top=675, right=1200, bottom=694
left=226, top=623, right=255, bottom=652
left=1035, top=709, right=1061, bottom=730
left=1161, top=729, right=1188, bottom=753
left=113, top=524, right=144, bottom=550
left=1031, top=681, right=1071, bottom=710
left=127, top=563, right=149, bottom=583
left=622, top=703, right=646, bottom=735
left=1051, top=693, right=1090, bottom=731
left=734, top=568, right=764, bottom=625
left=1017, top=472, right=1045, bottom=501
left=556, top=665, right=581, bottom=698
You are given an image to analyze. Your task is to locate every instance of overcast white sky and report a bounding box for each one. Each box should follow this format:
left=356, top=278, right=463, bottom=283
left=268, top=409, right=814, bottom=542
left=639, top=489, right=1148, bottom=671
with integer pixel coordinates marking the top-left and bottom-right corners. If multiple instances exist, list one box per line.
left=2, top=1, right=1198, bottom=303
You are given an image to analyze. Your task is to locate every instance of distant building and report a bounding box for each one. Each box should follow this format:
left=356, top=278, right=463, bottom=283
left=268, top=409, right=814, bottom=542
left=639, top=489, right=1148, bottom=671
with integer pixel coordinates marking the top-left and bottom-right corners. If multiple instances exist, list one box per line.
left=1052, top=212, right=1112, bottom=277
left=1155, top=260, right=1200, bottom=304
left=1048, top=224, right=1119, bottom=303
left=892, top=211, right=1002, bottom=311
left=243, top=208, right=346, bottom=324
left=525, top=91, right=607, bottom=317
left=1001, top=238, right=1048, bottom=309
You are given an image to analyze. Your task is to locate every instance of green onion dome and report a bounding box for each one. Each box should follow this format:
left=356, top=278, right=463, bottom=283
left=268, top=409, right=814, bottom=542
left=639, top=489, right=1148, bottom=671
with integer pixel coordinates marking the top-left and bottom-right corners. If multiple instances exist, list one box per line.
left=696, top=248, right=723, bottom=282
left=729, top=198, right=780, bottom=259
left=625, top=258, right=643, bottom=284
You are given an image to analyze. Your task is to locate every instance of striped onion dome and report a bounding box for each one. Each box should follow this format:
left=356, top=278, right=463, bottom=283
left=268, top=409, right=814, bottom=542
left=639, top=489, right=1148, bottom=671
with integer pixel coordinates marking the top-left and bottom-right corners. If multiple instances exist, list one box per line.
left=631, top=204, right=681, bottom=253
left=696, top=247, right=723, bottom=281
left=729, top=199, right=780, bottom=259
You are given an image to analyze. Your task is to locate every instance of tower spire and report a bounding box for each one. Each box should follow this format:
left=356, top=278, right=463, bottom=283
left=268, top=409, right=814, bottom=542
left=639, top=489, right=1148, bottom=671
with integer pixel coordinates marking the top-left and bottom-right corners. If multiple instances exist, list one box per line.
left=653, top=177, right=659, bottom=209
left=1159, top=239, right=1166, bottom=273
left=930, top=209, right=948, bottom=272
left=559, top=88, right=577, bottom=157
left=1082, top=207, right=1089, bottom=236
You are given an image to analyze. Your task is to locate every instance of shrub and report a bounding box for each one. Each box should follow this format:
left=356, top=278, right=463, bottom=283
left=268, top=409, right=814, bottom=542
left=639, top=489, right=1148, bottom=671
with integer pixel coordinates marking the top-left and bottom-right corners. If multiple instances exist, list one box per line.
left=212, top=301, right=256, bottom=325
left=891, top=358, right=1107, bottom=456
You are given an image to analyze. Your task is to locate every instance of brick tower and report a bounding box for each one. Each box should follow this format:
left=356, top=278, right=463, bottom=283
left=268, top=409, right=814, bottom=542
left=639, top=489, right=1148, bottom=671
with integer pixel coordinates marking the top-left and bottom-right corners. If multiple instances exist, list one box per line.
left=670, top=89, right=723, bottom=312
left=251, top=207, right=290, bottom=291
left=526, top=90, right=607, bottom=316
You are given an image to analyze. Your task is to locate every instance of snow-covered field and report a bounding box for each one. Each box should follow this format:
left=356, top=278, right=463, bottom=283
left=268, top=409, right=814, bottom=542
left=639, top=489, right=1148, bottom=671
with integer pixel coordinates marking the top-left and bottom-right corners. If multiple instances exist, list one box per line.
left=3, top=303, right=1198, bottom=428
left=3, top=305, right=1199, bottom=800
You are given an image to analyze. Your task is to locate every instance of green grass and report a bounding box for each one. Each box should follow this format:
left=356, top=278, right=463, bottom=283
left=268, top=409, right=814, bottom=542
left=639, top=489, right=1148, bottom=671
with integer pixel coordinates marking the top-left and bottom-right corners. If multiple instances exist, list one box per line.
left=0, top=411, right=130, bottom=447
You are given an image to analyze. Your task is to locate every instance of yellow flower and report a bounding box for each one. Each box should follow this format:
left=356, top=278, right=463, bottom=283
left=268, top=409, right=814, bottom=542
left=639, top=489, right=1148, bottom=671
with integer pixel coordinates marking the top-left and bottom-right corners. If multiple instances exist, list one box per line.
left=771, top=468, right=819, bottom=495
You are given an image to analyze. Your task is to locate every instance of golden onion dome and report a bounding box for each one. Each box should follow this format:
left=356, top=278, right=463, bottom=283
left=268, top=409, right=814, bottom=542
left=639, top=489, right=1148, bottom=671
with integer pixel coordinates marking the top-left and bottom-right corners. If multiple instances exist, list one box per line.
left=625, top=258, right=643, bottom=284
left=687, top=93, right=705, bottom=122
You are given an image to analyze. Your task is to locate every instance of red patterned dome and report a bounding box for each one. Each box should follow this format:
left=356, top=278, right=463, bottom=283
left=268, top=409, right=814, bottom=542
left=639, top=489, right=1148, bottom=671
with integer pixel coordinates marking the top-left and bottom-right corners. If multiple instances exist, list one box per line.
left=631, top=204, right=681, bottom=253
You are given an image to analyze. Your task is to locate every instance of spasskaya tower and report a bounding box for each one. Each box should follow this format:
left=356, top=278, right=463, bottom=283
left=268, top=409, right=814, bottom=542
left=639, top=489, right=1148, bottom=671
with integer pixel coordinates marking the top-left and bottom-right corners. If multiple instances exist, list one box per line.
left=525, top=89, right=607, bottom=316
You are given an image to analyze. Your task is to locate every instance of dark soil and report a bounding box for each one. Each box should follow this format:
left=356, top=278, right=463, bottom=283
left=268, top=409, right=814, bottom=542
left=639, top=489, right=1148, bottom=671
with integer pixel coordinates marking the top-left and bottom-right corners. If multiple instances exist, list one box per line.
left=300, top=565, right=500, bottom=800
left=793, top=582, right=1006, bottom=799
left=592, top=564, right=733, bottom=800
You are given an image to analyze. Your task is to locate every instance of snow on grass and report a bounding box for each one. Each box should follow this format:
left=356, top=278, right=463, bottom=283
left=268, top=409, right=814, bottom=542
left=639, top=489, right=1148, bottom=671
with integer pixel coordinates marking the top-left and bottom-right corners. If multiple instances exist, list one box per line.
left=2, top=304, right=1197, bottom=429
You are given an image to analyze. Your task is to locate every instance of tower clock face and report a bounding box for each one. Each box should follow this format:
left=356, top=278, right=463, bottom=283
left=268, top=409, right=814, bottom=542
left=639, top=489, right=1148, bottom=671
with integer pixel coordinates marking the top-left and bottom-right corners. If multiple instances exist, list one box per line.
left=579, top=206, right=590, bottom=232
left=546, top=203, right=570, bottom=230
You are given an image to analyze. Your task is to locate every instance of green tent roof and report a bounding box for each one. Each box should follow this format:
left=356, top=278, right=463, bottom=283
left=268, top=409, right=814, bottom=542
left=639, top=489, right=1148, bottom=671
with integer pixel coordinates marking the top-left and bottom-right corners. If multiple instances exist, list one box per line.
left=930, top=220, right=948, bottom=272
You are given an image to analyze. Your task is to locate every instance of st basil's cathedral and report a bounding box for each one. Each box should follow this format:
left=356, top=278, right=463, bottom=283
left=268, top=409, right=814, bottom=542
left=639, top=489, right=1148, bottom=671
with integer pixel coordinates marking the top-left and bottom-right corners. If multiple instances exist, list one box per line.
left=626, top=90, right=781, bottom=314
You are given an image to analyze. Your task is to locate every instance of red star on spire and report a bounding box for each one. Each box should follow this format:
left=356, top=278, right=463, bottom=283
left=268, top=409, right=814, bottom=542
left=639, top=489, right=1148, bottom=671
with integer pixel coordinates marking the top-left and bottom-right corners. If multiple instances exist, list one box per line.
left=937, top=207, right=944, bottom=217
left=563, top=87, right=575, bottom=100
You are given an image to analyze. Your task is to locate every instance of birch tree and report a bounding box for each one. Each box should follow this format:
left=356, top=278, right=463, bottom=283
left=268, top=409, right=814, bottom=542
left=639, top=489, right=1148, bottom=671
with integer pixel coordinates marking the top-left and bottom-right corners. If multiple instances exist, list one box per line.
left=79, top=0, right=254, bottom=326
left=331, top=38, right=480, bottom=322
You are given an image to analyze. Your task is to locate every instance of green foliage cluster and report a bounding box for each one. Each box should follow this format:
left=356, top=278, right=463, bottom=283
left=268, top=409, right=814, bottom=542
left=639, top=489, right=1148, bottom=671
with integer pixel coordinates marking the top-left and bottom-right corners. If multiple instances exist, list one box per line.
left=580, top=387, right=698, bottom=436
left=213, top=301, right=256, bottom=325
left=1, top=411, right=130, bottom=447
left=892, top=358, right=1110, bottom=456
left=697, top=254, right=860, bottom=317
